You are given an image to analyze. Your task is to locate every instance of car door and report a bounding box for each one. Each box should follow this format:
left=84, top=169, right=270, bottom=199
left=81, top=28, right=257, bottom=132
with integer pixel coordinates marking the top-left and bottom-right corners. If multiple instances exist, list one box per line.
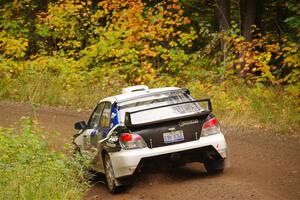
left=88, top=102, right=113, bottom=154
left=98, top=102, right=112, bottom=137
left=75, top=102, right=105, bottom=153
left=84, top=102, right=118, bottom=149
left=90, top=102, right=115, bottom=171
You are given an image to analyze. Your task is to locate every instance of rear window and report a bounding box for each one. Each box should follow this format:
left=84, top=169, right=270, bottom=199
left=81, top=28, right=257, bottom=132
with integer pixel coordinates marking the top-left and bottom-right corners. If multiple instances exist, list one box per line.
left=118, top=91, right=204, bottom=124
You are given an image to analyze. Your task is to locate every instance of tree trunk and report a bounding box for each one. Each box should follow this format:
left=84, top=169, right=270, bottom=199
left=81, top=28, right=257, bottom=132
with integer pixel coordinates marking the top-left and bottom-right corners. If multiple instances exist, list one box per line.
left=215, top=0, right=230, bottom=63
left=237, top=0, right=257, bottom=78
left=215, top=0, right=230, bottom=31
left=240, top=0, right=257, bottom=41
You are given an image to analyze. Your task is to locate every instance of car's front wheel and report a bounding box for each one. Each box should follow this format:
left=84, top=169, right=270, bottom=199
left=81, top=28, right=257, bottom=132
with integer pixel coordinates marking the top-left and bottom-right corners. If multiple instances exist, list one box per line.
left=104, top=153, right=120, bottom=193
left=204, top=158, right=225, bottom=174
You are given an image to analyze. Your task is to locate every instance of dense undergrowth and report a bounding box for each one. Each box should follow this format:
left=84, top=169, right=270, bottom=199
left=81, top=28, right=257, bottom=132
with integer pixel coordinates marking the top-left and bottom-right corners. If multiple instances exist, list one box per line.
left=0, top=66, right=298, bottom=134
left=187, top=81, right=299, bottom=134
left=0, top=1, right=299, bottom=199
left=0, top=117, right=90, bottom=200
left=0, top=0, right=299, bottom=133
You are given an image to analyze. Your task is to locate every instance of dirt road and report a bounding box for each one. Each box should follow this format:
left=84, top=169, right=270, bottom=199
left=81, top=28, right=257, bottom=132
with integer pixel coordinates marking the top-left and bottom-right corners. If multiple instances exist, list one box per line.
left=0, top=101, right=299, bottom=200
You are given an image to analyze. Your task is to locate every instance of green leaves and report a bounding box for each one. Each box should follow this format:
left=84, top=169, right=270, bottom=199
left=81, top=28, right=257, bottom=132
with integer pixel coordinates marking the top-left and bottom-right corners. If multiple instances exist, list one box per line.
left=0, top=117, right=89, bottom=200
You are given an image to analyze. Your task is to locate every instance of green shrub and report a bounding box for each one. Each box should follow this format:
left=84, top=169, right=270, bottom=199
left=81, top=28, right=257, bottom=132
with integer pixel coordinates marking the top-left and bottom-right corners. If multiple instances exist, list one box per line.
left=0, top=56, right=298, bottom=133
left=187, top=80, right=299, bottom=134
left=0, top=57, right=121, bottom=109
left=0, top=117, right=90, bottom=200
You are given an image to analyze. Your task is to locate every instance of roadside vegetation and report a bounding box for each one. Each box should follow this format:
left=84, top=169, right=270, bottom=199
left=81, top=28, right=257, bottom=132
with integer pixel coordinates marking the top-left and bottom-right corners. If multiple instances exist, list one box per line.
left=0, top=117, right=90, bottom=200
left=0, top=1, right=299, bottom=198
left=0, top=0, right=299, bottom=134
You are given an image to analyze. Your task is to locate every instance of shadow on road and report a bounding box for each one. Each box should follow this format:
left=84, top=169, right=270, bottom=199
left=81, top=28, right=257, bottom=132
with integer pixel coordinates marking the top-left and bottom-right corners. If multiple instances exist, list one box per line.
left=86, top=162, right=217, bottom=198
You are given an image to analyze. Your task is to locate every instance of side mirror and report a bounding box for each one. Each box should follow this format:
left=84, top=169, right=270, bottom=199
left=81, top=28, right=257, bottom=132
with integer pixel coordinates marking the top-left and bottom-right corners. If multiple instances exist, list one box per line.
left=74, top=121, right=87, bottom=130
left=124, top=112, right=132, bottom=127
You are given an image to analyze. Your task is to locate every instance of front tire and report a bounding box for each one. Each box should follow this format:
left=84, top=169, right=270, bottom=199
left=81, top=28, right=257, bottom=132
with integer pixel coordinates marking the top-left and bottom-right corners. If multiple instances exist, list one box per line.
left=104, top=154, right=120, bottom=193
left=204, top=158, right=225, bottom=174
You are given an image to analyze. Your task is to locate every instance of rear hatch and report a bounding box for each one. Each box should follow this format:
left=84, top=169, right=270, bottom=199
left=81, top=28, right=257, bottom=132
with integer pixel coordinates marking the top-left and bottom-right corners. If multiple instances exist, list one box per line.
left=124, top=99, right=212, bottom=148
left=130, top=113, right=209, bottom=148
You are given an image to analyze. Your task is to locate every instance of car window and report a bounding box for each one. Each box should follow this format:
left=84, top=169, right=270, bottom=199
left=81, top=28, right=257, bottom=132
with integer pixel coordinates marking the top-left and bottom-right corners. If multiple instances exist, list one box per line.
left=88, top=103, right=105, bottom=128
left=118, top=92, right=202, bottom=124
left=100, top=102, right=111, bottom=128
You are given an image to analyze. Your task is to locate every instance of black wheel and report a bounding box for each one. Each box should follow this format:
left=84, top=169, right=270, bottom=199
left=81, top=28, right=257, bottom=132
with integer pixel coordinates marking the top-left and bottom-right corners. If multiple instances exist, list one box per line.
left=204, top=158, right=225, bottom=174
left=104, top=154, right=120, bottom=193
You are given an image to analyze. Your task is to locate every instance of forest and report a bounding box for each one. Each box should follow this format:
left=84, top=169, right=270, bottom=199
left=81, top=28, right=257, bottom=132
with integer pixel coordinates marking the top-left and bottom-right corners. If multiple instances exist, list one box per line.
left=0, top=0, right=299, bottom=199
left=0, top=0, right=299, bottom=137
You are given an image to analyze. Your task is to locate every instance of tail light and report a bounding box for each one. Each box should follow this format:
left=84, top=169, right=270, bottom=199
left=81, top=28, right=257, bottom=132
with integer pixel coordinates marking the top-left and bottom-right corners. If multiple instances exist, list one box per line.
left=201, top=118, right=221, bottom=136
left=119, top=133, right=147, bottom=149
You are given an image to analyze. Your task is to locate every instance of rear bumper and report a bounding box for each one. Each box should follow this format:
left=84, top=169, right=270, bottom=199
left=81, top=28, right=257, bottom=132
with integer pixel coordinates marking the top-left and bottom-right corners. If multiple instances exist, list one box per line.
left=109, top=133, right=227, bottom=178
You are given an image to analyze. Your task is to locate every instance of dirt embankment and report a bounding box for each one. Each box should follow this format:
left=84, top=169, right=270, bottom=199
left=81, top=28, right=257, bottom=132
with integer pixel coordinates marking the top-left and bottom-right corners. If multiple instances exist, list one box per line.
left=0, top=101, right=299, bottom=200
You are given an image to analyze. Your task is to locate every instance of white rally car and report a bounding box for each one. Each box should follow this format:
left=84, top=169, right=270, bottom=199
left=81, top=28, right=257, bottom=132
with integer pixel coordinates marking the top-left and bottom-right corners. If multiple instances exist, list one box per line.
left=74, top=86, right=228, bottom=193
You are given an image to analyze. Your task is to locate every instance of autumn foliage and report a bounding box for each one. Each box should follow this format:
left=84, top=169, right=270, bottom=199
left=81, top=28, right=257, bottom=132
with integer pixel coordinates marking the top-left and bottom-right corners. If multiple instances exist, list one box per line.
left=0, top=0, right=299, bottom=130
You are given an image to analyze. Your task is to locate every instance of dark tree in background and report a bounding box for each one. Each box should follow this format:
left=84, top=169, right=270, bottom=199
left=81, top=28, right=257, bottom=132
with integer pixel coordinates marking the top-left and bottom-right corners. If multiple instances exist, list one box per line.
left=0, top=0, right=298, bottom=86
left=215, top=0, right=230, bottom=31
left=240, top=0, right=257, bottom=41
left=215, top=0, right=230, bottom=62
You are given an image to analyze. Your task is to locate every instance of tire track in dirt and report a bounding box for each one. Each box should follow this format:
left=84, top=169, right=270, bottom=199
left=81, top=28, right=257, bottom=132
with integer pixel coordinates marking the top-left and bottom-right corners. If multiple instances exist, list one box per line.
left=0, top=101, right=299, bottom=200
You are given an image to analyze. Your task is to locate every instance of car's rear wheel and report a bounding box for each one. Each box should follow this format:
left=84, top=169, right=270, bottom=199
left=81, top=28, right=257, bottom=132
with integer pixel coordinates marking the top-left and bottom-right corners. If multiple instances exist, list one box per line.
left=204, top=158, right=225, bottom=174
left=104, top=153, right=120, bottom=193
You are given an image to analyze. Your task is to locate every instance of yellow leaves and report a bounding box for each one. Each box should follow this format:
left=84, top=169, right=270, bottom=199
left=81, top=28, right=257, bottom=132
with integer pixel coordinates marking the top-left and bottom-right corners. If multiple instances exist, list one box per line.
left=22, top=0, right=196, bottom=85
left=169, top=41, right=177, bottom=47
left=134, top=76, right=142, bottom=83
left=225, top=30, right=300, bottom=85
left=183, top=17, right=191, bottom=25
left=141, top=48, right=158, bottom=57
left=282, top=46, right=294, bottom=52
left=178, top=28, right=197, bottom=46
left=282, top=43, right=300, bottom=67
left=0, top=34, right=29, bottom=58
left=132, top=61, right=157, bottom=85
left=35, top=0, right=94, bottom=57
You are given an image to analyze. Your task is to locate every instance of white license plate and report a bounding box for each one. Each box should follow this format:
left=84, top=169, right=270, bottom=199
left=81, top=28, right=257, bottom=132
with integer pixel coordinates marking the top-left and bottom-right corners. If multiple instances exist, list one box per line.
left=163, top=130, right=184, bottom=144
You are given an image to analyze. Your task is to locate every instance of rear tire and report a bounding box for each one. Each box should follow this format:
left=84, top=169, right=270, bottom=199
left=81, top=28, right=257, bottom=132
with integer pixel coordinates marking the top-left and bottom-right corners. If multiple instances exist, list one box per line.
left=204, top=158, right=225, bottom=174
left=104, top=154, right=120, bottom=193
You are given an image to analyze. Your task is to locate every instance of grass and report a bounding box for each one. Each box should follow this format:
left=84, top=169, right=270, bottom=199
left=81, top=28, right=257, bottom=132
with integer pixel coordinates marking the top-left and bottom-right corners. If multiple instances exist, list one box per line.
left=187, top=81, right=299, bottom=134
left=0, top=117, right=90, bottom=200
left=0, top=69, right=298, bottom=200
left=0, top=69, right=299, bottom=134
left=4, top=71, right=110, bottom=110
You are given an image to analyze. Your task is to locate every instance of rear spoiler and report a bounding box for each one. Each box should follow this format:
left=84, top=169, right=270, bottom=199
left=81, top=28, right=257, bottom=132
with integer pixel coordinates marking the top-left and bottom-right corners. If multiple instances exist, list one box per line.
left=124, top=99, right=212, bottom=128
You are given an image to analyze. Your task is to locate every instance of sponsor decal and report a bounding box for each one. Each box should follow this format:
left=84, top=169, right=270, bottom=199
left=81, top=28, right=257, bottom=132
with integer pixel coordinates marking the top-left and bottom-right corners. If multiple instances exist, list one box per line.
left=178, top=119, right=199, bottom=127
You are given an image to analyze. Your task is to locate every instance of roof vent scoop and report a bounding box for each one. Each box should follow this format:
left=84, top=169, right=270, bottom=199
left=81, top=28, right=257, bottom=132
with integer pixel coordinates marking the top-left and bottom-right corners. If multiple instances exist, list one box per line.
left=122, top=85, right=149, bottom=94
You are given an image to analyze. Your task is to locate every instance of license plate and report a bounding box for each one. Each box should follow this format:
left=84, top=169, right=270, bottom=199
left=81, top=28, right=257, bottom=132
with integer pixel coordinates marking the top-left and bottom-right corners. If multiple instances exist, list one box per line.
left=163, top=130, right=184, bottom=144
